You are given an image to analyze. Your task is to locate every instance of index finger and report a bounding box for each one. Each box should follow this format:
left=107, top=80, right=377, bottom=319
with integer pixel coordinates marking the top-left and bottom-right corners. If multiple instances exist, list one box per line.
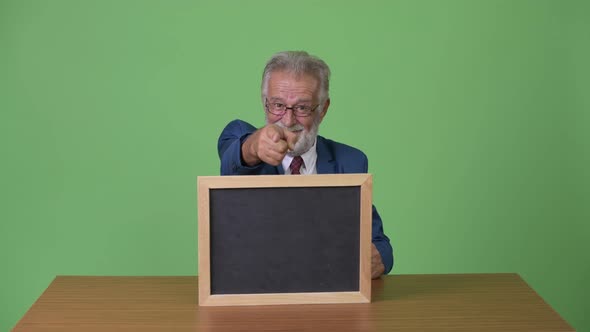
left=283, top=130, right=299, bottom=151
left=267, top=124, right=286, bottom=143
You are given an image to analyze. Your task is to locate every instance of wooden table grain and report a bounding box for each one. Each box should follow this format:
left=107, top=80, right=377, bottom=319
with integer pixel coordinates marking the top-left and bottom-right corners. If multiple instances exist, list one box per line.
left=12, top=274, right=574, bottom=331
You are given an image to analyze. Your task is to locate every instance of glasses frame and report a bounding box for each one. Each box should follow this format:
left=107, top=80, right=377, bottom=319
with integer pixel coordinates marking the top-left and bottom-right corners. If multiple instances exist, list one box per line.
left=265, top=98, right=319, bottom=118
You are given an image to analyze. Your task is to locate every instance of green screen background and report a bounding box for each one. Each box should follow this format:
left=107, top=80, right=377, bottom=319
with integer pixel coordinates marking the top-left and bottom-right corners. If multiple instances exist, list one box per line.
left=1, top=0, right=588, bottom=330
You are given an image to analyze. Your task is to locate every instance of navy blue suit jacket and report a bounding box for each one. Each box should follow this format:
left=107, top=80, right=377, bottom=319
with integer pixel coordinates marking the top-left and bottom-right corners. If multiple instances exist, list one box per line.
left=218, top=119, right=393, bottom=274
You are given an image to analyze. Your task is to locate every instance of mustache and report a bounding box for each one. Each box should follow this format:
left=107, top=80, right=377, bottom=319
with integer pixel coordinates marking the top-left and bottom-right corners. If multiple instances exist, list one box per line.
left=274, top=122, right=305, bottom=132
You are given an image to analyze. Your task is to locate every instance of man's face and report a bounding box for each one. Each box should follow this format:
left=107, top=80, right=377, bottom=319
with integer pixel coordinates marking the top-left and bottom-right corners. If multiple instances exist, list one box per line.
left=265, top=70, right=328, bottom=156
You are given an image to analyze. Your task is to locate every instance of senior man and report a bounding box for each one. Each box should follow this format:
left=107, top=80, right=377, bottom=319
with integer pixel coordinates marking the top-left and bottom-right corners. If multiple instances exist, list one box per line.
left=217, top=51, right=393, bottom=278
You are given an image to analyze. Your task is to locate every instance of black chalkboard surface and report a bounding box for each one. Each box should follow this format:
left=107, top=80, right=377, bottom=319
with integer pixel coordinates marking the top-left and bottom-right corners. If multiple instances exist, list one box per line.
left=210, top=186, right=360, bottom=294
left=198, top=174, right=372, bottom=306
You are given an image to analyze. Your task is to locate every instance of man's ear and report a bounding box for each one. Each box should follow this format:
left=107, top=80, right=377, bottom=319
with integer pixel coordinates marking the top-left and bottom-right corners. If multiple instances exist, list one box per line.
left=318, top=98, right=330, bottom=122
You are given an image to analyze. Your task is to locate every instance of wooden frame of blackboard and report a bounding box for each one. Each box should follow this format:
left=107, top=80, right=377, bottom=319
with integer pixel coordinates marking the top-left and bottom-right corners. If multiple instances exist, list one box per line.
left=197, top=174, right=372, bottom=306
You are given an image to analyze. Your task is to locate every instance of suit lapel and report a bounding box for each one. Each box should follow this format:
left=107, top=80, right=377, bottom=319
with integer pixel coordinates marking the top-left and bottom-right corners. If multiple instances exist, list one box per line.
left=316, top=136, right=336, bottom=174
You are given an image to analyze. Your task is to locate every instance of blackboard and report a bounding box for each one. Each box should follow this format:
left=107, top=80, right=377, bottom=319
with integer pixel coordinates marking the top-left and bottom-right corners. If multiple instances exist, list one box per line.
left=198, top=174, right=372, bottom=306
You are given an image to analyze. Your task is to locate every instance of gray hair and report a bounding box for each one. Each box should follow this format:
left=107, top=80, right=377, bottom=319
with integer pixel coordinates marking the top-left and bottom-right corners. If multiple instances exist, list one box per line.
left=261, top=51, right=331, bottom=109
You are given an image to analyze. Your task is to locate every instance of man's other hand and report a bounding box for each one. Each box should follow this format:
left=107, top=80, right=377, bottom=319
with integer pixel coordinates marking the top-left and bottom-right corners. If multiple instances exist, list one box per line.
left=371, top=243, right=385, bottom=279
left=242, top=124, right=298, bottom=166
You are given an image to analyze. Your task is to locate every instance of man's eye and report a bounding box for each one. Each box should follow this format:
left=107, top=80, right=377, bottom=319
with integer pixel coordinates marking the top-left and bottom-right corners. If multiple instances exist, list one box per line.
left=272, top=103, right=285, bottom=109
left=294, top=105, right=310, bottom=112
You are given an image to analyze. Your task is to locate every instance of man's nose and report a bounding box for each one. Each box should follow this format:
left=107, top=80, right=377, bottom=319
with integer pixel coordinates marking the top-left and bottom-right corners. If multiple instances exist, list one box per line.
left=281, top=108, right=297, bottom=127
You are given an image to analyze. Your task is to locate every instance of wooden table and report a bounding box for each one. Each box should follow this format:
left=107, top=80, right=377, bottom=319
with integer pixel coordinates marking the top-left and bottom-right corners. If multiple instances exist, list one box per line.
left=12, top=274, right=574, bottom=331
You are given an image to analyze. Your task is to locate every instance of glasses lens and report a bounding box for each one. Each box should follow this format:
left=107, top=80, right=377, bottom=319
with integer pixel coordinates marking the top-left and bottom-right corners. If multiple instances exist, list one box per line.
left=266, top=101, right=283, bottom=115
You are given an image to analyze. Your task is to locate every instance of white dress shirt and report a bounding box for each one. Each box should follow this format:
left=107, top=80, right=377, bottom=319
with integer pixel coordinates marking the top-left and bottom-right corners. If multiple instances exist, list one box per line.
left=281, top=139, right=317, bottom=175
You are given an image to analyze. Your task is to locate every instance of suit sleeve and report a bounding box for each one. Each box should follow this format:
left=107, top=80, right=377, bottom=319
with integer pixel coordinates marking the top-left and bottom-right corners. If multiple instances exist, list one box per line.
left=218, top=120, right=266, bottom=175
left=361, top=155, right=394, bottom=274
left=372, top=205, right=394, bottom=274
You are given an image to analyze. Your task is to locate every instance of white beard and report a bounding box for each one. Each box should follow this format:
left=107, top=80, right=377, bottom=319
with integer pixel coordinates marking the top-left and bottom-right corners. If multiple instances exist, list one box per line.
left=267, top=115, right=320, bottom=157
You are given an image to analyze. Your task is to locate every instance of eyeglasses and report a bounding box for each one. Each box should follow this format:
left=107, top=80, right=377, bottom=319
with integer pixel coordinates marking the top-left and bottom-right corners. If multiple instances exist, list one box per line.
left=265, top=99, right=319, bottom=117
